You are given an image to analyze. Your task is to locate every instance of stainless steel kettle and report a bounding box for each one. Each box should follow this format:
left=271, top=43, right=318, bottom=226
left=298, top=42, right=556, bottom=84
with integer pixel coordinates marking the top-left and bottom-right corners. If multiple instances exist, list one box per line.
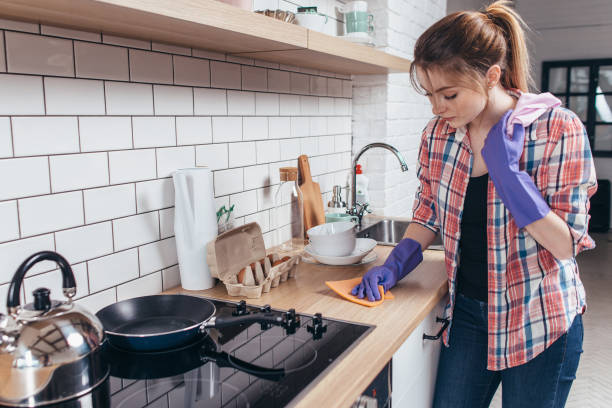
left=0, top=251, right=108, bottom=407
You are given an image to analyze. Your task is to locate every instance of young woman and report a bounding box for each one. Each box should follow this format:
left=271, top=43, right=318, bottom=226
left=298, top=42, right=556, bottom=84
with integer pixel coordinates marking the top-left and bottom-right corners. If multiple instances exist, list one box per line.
left=351, top=1, right=597, bottom=407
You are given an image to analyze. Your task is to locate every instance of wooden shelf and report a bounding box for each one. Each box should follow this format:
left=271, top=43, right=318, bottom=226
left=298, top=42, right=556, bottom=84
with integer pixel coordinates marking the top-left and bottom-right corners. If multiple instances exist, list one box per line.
left=0, top=0, right=411, bottom=75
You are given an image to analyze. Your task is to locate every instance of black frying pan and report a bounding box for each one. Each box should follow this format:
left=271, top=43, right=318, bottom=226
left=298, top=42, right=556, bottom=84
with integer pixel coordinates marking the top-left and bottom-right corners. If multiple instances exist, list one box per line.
left=96, top=294, right=288, bottom=352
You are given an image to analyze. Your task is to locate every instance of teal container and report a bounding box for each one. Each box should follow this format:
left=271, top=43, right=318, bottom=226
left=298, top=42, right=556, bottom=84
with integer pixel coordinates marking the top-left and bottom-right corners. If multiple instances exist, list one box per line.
left=345, top=11, right=373, bottom=34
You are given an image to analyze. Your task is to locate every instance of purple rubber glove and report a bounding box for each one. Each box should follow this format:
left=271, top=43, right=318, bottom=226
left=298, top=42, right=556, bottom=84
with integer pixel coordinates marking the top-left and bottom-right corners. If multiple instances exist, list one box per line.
left=351, top=238, right=423, bottom=302
left=481, top=109, right=550, bottom=228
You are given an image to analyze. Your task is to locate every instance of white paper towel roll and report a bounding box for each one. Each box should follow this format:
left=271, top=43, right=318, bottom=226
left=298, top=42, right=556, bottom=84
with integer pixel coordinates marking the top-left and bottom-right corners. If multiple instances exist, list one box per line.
left=172, top=168, right=217, bottom=290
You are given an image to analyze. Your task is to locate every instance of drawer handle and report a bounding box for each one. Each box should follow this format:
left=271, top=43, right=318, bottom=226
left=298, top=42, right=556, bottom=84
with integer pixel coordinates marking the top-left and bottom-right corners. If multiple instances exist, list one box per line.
left=423, top=317, right=449, bottom=341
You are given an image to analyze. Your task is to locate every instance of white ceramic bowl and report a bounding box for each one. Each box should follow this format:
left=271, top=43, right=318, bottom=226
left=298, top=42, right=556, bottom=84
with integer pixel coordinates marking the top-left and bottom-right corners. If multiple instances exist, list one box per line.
left=294, top=12, right=329, bottom=33
left=307, top=221, right=356, bottom=257
left=304, top=238, right=377, bottom=265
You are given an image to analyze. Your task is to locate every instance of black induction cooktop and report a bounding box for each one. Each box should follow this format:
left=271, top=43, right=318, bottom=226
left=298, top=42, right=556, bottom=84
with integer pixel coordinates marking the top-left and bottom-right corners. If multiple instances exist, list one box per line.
left=91, top=298, right=372, bottom=408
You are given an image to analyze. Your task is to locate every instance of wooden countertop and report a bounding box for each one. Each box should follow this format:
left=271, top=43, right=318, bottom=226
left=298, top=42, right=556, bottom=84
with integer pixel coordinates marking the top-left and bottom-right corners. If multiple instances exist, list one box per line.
left=165, top=245, right=448, bottom=408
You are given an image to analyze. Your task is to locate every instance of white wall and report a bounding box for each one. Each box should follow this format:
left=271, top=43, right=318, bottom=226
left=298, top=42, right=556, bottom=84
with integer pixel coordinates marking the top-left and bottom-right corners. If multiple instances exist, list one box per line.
left=0, top=18, right=352, bottom=314
left=352, top=0, right=446, bottom=217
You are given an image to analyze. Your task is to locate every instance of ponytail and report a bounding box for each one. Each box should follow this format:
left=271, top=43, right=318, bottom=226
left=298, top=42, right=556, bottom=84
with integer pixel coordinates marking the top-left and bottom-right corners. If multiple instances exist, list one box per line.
left=410, top=0, right=534, bottom=94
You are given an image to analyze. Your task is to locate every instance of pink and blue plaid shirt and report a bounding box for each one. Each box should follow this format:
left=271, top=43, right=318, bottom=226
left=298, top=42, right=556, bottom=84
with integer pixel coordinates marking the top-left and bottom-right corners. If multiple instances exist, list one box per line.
left=411, top=91, right=597, bottom=370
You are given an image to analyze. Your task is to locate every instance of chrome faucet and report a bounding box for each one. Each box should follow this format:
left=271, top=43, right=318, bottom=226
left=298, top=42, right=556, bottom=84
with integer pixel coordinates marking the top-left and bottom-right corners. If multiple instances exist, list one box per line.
left=348, top=143, right=409, bottom=225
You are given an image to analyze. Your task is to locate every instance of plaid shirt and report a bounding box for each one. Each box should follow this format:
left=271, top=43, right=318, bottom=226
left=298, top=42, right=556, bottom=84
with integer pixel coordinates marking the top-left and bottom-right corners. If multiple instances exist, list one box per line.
left=411, top=91, right=597, bottom=370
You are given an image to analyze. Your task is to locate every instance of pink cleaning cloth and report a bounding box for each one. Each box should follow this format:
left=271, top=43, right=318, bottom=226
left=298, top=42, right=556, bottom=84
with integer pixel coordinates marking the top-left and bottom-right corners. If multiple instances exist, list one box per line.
left=507, top=92, right=561, bottom=136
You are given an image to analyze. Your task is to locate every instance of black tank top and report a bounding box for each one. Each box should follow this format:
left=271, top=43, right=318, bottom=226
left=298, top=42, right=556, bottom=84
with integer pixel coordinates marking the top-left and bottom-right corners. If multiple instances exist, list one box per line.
left=457, top=173, right=489, bottom=302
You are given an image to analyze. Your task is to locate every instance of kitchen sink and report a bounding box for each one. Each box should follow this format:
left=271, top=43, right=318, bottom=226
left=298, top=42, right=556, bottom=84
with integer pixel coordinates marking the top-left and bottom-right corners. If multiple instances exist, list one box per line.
left=356, top=219, right=444, bottom=250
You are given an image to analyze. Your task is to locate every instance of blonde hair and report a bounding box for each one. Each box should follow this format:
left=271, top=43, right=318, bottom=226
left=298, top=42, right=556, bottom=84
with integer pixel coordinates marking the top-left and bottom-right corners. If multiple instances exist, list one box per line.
left=410, top=1, right=533, bottom=94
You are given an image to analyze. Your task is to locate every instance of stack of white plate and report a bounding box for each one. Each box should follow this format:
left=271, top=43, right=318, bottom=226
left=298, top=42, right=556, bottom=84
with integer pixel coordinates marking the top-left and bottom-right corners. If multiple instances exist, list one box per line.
left=303, top=238, right=377, bottom=266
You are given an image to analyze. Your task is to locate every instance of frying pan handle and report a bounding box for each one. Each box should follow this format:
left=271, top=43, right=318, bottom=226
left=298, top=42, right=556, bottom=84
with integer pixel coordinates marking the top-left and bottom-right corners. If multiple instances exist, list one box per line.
left=203, top=313, right=284, bottom=330
left=204, top=349, right=285, bottom=381
left=7, top=251, right=76, bottom=313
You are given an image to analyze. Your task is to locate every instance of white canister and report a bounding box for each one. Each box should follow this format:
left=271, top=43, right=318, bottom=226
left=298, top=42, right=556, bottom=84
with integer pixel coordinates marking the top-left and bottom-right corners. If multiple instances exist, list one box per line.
left=172, top=168, right=218, bottom=290
left=337, top=0, right=369, bottom=13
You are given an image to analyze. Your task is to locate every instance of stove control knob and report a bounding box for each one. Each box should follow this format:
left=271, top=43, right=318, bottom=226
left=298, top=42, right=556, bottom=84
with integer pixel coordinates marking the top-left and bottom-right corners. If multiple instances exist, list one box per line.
left=283, top=308, right=300, bottom=334
left=232, top=300, right=250, bottom=316
left=259, top=304, right=273, bottom=330
left=307, top=313, right=327, bottom=340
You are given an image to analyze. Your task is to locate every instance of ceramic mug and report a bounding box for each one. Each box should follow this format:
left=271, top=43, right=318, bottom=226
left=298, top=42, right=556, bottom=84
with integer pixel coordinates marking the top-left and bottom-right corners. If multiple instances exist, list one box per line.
left=325, top=213, right=358, bottom=223
left=338, top=1, right=374, bottom=34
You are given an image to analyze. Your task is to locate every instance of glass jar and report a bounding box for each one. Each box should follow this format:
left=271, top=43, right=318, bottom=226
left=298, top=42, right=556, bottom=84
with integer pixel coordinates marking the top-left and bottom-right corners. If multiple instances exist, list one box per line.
left=272, top=167, right=305, bottom=253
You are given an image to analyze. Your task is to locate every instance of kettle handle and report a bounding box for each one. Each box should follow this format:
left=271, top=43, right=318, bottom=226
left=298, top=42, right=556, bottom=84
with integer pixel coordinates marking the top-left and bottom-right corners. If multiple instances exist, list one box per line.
left=7, top=251, right=76, bottom=313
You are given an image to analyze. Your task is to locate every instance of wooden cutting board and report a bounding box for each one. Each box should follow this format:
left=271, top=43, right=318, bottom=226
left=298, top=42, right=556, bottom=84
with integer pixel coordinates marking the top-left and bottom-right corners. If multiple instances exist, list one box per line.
left=298, top=155, right=325, bottom=235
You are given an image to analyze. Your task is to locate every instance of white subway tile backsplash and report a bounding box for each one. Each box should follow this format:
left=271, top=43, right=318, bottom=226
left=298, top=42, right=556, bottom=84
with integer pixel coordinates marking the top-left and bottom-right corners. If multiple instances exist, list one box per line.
left=113, top=212, right=160, bottom=251
left=226, top=55, right=253, bottom=65
left=254, top=59, right=279, bottom=69
left=269, top=117, right=290, bottom=139
left=300, top=137, right=318, bottom=156
left=256, top=140, right=280, bottom=164
left=75, top=288, right=116, bottom=313
left=243, top=117, right=268, bottom=141
left=0, top=74, right=44, bottom=115
left=319, top=97, right=335, bottom=114
left=280, top=139, right=300, bottom=160
left=335, top=134, right=352, bottom=152
left=0, top=157, right=50, bottom=200
left=300, top=96, right=318, bottom=115
left=268, top=70, right=290, bottom=93
left=19, top=191, right=83, bottom=237
left=342, top=80, right=352, bottom=98
left=291, top=117, right=310, bottom=138
left=318, top=135, right=335, bottom=155
left=243, top=164, right=270, bottom=190
left=153, top=85, right=194, bottom=115
left=50, top=152, right=109, bottom=193
left=0, top=234, right=55, bottom=284
left=42, top=25, right=100, bottom=42
left=12, top=116, right=78, bottom=156
left=176, top=117, right=212, bottom=145
left=159, top=208, right=175, bottom=239
left=194, top=88, right=227, bottom=115
left=310, top=76, right=327, bottom=96
left=0, top=32, right=5, bottom=72
left=212, top=117, right=242, bottom=142
left=152, top=42, right=191, bottom=56
left=0, top=201, right=19, bottom=243
left=242, top=65, right=267, bottom=92
left=129, top=49, right=173, bottom=84
left=327, top=116, right=350, bottom=134
left=255, top=93, right=279, bottom=116
left=55, top=222, right=113, bottom=264
left=227, top=91, right=255, bottom=115
left=84, top=184, right=136, bottom=224
left=136, top=178, right=174, bottom=212
left=310, top=116, right=327, bottom=136
left=5, top=31, right=73, bottom=76
left=214, top=168, right=243, bottom=196
left=132, top=117, right=176, bottom=148
left=138, top=237, right=177, bottom=275
left=0, top=117, right=12, bottom=158
left=117, top=271, right=162, bottom=302
left=24, top=262, right=89, bottom=302
left=109, top=149, right=157, bottom=184
left=279, top=95, right=300, bottom=116
left=229, top=142, right=256, bottom=168
left=211, top=61, right=241, bottom=89
left=335, top=98, right=351, bottom=115
left=327, top=78, right=343, bottom=97
left=290, top=72, right=309, bottom=94
left=157, top=146, right=195, bottom=178
left=162, top=265, right=180, bottom=290
left=79, top=116, right=133, bottom=152
left=192, top=48, right=225, bottom=61
left=88, top=248, right=139, bottom=293
left=230, top=190, right=257, bottom=217
left=173, top=56, right=210, bottom=87
left=310, top=155, right=328, bottom=175
left=75, top=42, right=128, bottom=81
left=256, top=186, right=275, bottom=211
left=195, top=144, right=228, bottom=170
left=102, top=34, right=150, bottom=50
left=244, top=210, right=270, bottom=233
left=105, top=82, right=153, bottom=115
left=0, top=18, right=39, bottom=33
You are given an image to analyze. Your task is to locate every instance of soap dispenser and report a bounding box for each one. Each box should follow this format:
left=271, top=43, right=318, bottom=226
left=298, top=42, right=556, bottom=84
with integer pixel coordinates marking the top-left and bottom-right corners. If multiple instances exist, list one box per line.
left=327, top=185, right=347, bottom=214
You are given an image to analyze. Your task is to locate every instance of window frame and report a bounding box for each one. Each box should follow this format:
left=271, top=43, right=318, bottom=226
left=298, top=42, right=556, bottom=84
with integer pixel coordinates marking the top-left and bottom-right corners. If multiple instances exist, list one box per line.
left=542, top=58, right=612, bottom=157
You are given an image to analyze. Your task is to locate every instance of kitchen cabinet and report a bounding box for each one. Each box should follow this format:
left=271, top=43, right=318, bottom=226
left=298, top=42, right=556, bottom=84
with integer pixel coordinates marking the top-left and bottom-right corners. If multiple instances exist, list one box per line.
left=0, top=0, right=412, bottom=75
left=392, top=296, right=447, bottom=407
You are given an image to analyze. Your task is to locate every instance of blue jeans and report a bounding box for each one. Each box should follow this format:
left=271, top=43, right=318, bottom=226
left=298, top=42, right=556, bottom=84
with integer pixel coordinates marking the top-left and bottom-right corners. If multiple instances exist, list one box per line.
left=433, top=293, right=583, bottom=408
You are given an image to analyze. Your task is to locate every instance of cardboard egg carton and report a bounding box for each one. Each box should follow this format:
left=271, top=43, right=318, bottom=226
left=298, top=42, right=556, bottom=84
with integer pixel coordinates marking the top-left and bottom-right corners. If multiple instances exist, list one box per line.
left=206, top=222, right=300, bottom=298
